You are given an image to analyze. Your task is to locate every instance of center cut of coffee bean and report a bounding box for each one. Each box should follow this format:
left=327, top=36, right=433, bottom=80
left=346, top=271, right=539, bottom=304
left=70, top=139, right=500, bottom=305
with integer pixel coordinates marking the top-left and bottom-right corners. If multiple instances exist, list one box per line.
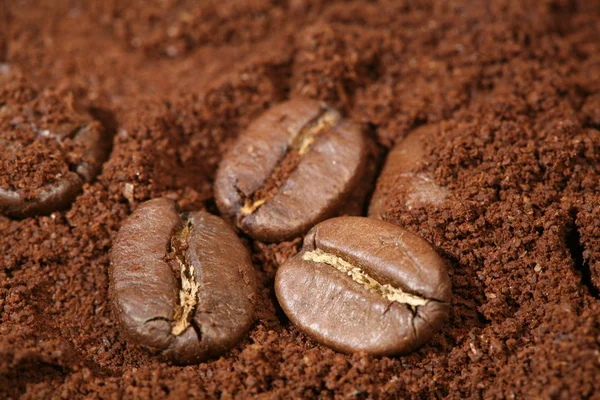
left=240, top=108, right=341, bottom=216
left=302, top=249, right=430, bottom=308
left=168, top=219, right=200, bottom=335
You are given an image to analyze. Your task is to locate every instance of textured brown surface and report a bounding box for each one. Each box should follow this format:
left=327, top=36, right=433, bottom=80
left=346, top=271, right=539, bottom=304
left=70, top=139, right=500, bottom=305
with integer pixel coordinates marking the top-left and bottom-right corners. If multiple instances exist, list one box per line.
left=215, top=98, right=370, bottom=242
left=1, top=0, right=599, bottom=398
left=369, top=124, right=450, bottom=218
left=0, top=76, right=110, bottom=218
left=110, top=198, right=257, bottom=365
left=275, top=216, right=451, bottom=356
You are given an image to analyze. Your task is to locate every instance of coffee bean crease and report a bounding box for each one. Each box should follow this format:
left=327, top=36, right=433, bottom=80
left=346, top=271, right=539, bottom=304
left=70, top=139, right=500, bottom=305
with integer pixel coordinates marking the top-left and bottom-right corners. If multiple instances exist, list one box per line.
left=302, top=249, right=429, bottom=308
left=168, top=220, right=200, bottom=336
left=240, top=107, right=340, bottom=216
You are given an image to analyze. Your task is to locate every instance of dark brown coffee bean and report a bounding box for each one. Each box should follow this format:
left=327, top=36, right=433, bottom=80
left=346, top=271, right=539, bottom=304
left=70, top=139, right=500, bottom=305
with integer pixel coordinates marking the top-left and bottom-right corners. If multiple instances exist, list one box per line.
left=0, top=107, right=110, bottom=218
left=109, top=198, right=257, bottom=364
left=275, top=216, right=451, bottom=356
left=369, top=124, right=449, bottom=219
left=214, top=98, right=368, bottom=242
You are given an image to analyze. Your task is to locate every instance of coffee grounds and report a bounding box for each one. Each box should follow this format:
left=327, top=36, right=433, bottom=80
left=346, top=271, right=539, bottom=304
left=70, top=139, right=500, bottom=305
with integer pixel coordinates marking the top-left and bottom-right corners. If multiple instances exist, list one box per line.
left=1, top=0, right=599, bottom=398
left=0, top=75, right=96, bottom=198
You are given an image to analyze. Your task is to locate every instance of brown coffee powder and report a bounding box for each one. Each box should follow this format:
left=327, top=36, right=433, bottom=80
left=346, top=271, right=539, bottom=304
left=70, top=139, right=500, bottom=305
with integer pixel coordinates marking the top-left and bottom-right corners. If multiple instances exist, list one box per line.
left=1, top=0, right=599, bottom=398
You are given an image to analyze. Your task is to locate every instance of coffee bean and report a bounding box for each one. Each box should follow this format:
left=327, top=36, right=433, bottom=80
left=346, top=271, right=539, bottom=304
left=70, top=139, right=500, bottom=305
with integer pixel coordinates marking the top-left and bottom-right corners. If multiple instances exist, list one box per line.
left=109, top=198, right=257, bottom=364
left=0, top=106, right=110, bottom=218
left=275, top=216, right=451, bottom=356
left=214, top=98, right=368, bottom=242
left=369, top=124, right=449, bottom=219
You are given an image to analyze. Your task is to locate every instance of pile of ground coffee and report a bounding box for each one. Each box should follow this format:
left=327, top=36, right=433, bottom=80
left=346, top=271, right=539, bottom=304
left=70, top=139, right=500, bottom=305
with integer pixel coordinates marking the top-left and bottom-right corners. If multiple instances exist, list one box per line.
left=1, top=0, right=599, bottom=398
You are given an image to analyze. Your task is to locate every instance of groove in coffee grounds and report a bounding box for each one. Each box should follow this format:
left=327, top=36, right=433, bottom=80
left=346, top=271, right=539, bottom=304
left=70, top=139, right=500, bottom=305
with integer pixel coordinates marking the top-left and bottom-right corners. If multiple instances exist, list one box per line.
left=302, top=249, right=429, bottom=308
left=240, top=107, right=341, bottom=216
left=566, top=215, right=599, bottom=299
left=168, top=219, right=200, bottom=335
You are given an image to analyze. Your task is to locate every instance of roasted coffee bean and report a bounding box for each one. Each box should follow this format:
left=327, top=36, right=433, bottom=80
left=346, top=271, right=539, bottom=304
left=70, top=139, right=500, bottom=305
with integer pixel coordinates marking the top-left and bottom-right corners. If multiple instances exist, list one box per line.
left=275, top=216, right=451, bottom=356
left=0, top=105, right=110, bottom=218
left=215, top=98, right=368, bottom=242
left=369, top=124, right=449, bottom=219
left=109, top=198, right=257, bottom=364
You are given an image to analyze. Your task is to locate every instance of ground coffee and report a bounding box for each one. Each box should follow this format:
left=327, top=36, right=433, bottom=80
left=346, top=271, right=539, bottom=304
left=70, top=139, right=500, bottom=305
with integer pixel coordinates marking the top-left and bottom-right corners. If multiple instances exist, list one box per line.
left=1, top=0, right=599, bottom=398
left=0, top=76, right=110, bottom=218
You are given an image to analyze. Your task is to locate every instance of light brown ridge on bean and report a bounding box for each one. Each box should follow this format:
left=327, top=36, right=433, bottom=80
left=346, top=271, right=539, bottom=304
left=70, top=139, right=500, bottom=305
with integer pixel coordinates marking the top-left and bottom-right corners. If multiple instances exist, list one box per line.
left=294, top=107, right=340, bottom=155
left=169, top=220, right=200, bottom=336
left=302, top=249, right=430, bottom=308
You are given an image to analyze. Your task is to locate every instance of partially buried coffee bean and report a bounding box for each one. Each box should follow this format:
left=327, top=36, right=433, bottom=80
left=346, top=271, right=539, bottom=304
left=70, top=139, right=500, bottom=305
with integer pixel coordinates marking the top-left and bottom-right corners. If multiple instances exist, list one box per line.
left=275, top=216, right=451, bottom=356
left=0, top=81, right=111, bottom=218
left=369, top=124, right=449, bottom=219
left=214, top=98, right=369, bottom=242
left=109, top=198, right=257, bottom=364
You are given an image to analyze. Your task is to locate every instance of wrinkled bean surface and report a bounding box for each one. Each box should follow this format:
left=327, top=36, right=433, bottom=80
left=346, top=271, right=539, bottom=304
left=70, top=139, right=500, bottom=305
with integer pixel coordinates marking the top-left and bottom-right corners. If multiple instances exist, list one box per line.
left=275, top=216, right=451, bottom=356
left=215, top=98, right=368, bottom=242
left=110, top=198, right=257, bottom=364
